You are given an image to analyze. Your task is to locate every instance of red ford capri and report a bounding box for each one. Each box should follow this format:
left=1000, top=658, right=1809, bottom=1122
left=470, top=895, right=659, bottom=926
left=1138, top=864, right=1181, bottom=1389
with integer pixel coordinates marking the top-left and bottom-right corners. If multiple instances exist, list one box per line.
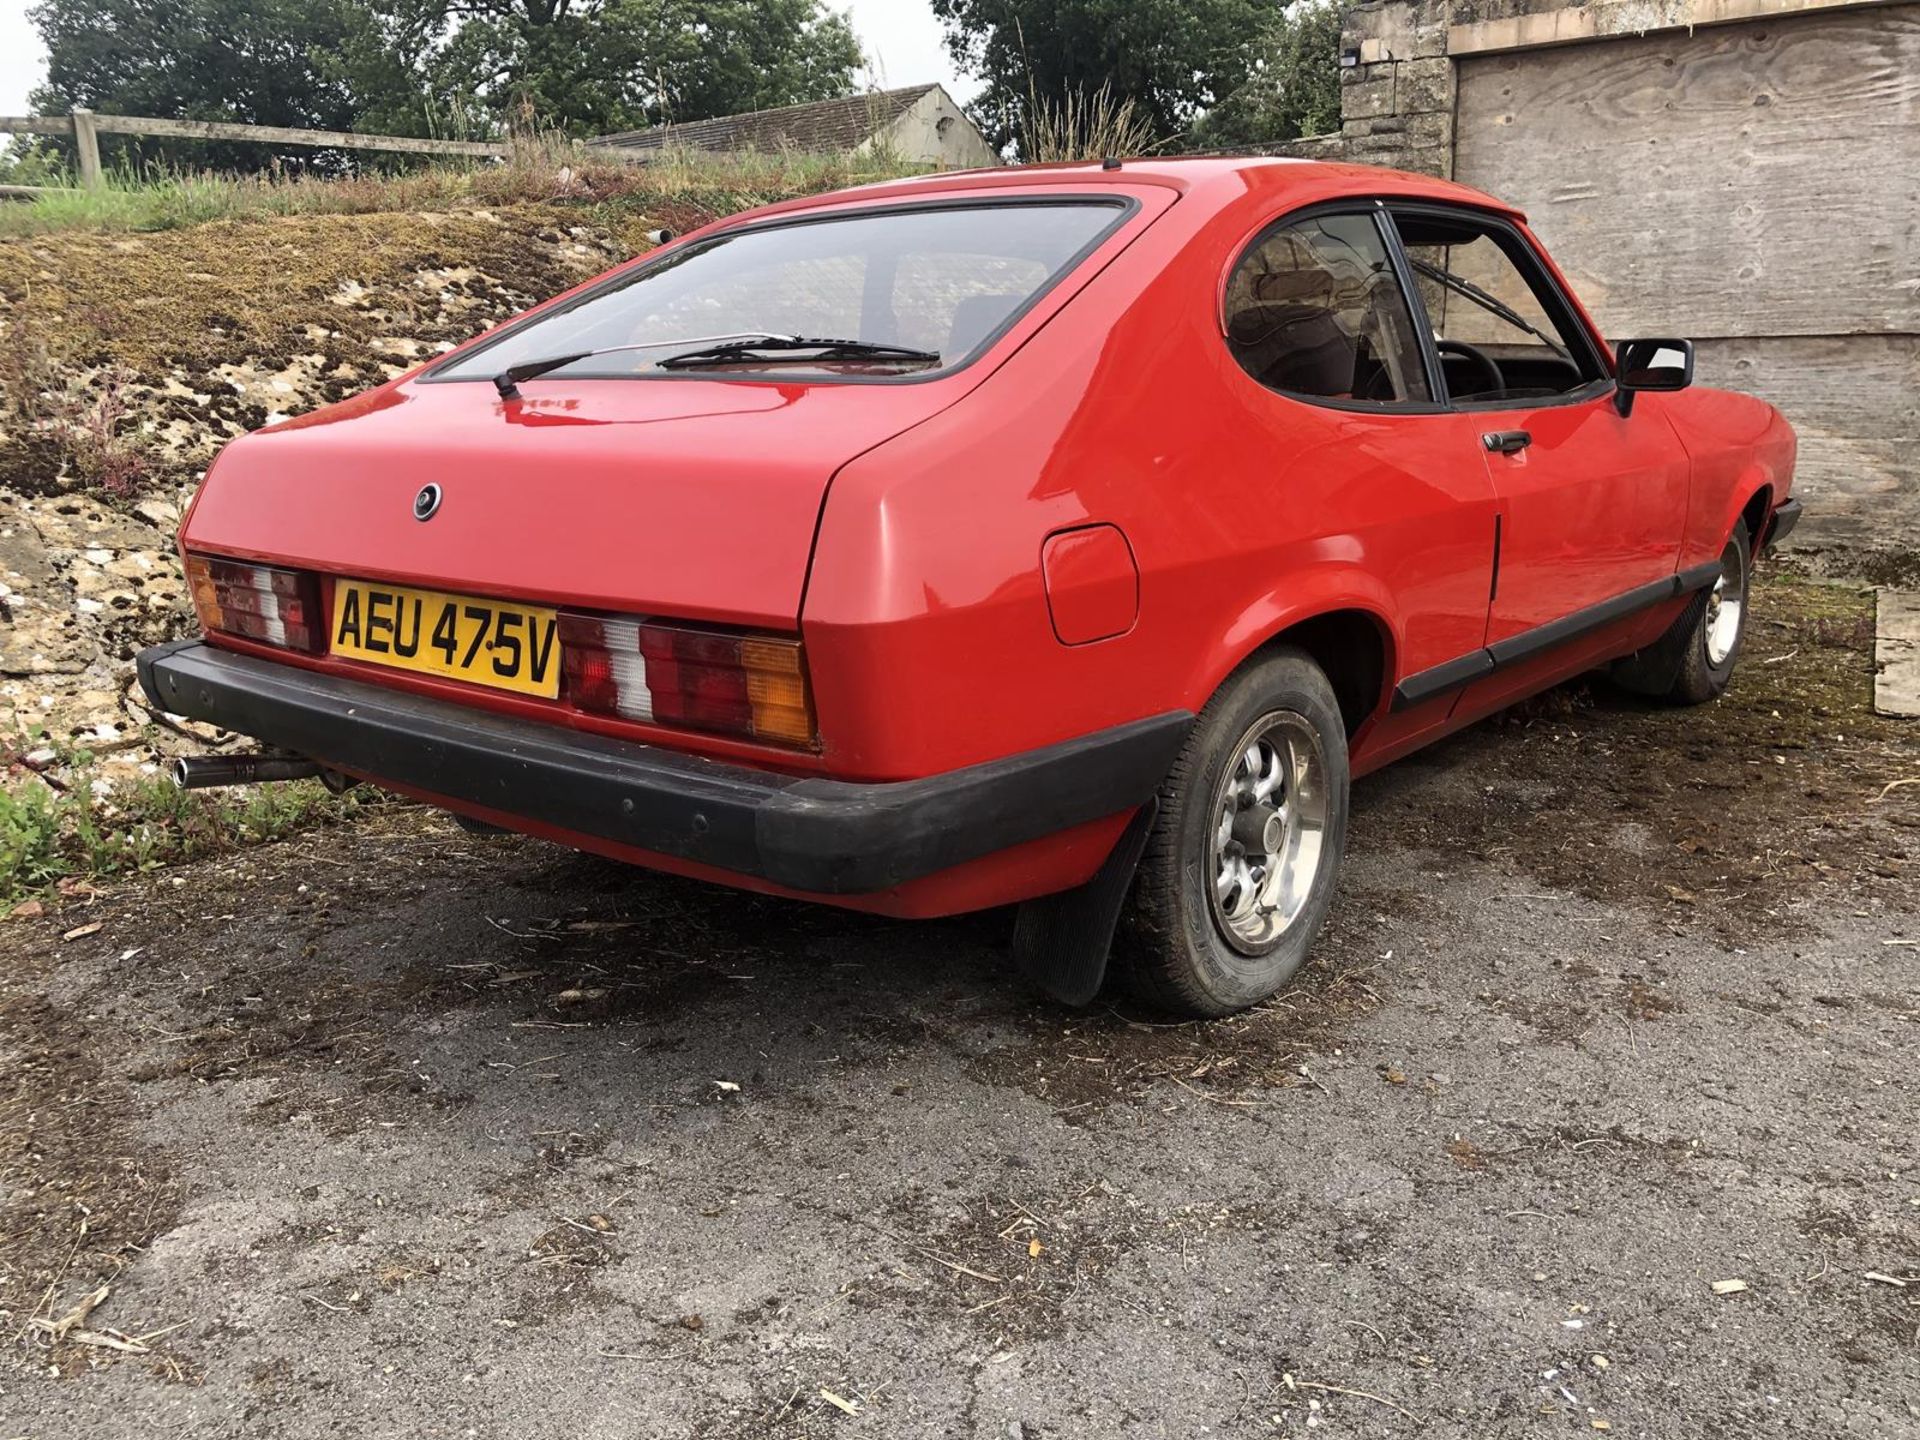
left=140, top=158, right=1799, bottom=1017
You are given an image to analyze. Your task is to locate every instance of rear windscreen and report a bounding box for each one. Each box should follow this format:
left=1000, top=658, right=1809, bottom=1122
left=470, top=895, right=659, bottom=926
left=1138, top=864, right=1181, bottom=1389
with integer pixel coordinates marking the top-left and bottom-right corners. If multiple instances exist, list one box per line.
left=431, top=200, right=1131, bottom=382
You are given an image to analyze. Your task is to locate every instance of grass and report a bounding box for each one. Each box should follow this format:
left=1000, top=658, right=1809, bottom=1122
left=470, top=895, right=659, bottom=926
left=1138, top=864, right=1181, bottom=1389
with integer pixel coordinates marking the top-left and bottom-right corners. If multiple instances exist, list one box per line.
left=1021, top=81, right=1160, bottom=163
left=0, top=137, right=932, bottom=239
left=0, top=752, right=369, bottom=905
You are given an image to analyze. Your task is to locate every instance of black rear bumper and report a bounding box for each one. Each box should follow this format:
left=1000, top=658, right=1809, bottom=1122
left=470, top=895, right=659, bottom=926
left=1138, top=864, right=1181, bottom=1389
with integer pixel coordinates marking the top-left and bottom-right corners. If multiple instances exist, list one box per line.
left=137, top=639, right=1189, bottom=896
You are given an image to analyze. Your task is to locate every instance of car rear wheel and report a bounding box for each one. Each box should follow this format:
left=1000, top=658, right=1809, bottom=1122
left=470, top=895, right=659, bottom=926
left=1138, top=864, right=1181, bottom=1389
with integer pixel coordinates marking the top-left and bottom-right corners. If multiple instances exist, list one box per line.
left=1116, top=649, right=1349, bottom=1018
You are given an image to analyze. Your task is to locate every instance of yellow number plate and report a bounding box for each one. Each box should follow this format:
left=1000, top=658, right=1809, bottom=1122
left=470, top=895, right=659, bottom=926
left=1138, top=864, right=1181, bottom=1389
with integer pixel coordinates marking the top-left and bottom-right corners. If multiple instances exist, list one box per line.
left=330, top=580, right=560, bottom=699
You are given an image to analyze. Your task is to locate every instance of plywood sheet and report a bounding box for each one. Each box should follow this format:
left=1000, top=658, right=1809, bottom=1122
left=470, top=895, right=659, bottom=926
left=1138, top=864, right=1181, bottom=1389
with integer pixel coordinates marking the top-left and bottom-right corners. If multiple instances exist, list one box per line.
left=1455, top=6, right=1920, bottom=340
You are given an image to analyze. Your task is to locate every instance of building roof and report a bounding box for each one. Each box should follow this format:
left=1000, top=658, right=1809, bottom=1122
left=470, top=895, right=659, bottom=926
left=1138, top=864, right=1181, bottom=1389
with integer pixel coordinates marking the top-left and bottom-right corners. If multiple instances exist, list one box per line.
left=588, top=85, right=941, bottom=156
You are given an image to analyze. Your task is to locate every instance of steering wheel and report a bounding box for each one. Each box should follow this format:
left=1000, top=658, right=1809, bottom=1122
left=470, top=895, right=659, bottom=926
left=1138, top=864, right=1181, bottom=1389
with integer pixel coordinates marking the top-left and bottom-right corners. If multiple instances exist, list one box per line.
left=1359, top=337, right=1508, bottom=402
left=1436, top=339, right=1504, bottom=399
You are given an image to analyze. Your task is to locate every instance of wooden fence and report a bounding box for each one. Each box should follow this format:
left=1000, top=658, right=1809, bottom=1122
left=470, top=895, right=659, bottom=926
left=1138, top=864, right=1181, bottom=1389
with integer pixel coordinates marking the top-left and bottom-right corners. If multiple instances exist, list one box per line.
left=0, top=110, right=510, bottom=192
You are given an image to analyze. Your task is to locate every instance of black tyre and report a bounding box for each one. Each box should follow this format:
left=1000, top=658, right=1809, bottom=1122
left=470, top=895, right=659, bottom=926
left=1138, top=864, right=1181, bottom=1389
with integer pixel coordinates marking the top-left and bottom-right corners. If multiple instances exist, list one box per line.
left=1668, top=526, right=1751, bottom=705
left=1116, top=648, right=1350, bottom=1018
left=1610, top=525, right=1753, bottom=706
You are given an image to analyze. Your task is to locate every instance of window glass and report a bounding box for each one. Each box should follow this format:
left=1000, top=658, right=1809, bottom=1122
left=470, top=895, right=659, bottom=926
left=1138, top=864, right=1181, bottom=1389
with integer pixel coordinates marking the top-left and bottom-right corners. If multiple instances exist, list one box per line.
left=892, top=251, right=1052, bottom=355
left=1224, top=213, right=1431, bottom=405
left=433, top=203, right=1125, bottom=382
left=1392, top=213, right=1602, bottom=402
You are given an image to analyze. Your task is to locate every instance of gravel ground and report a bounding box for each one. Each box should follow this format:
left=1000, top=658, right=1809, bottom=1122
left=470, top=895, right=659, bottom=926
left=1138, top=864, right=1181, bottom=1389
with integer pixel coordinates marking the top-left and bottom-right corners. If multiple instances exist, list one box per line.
left=1, top=573, right=1916, bottom=1439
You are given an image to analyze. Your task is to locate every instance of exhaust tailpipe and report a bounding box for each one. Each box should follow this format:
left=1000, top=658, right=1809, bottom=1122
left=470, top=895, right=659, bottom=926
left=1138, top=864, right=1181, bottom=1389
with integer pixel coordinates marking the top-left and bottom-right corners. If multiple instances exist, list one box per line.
left=173, top=753, right=323, bottom=789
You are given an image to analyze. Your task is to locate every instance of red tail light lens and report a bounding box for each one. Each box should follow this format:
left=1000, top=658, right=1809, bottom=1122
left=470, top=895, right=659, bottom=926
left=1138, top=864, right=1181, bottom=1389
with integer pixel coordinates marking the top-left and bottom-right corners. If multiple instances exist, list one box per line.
left=185, top=555, right=323, bottom=653
left=559, top=613, right=817, bottom=749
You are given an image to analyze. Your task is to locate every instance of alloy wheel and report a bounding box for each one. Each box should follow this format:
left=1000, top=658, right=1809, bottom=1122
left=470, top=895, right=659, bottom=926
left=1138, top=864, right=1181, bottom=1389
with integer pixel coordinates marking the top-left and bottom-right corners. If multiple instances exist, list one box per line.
left=1704, top=535, right=1747, bottom=667
left=1206, top=710, right=1330, bottom=954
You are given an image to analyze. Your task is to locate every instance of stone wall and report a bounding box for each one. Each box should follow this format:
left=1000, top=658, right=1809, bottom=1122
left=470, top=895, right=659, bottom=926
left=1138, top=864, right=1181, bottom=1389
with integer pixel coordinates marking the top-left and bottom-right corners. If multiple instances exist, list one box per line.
left=1340, top=0, right=1459, bottom=176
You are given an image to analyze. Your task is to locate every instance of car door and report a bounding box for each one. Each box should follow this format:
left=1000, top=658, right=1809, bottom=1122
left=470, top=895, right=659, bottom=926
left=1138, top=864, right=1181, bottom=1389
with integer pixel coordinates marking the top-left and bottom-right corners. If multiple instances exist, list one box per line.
left=1217, top=205, right=1500, bottom=741
left=1386, top=205, right=1689, bottom=648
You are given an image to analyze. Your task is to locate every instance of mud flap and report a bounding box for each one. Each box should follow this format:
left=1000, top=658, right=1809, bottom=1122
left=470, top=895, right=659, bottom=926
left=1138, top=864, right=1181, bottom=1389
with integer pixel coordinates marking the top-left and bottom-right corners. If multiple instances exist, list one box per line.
left=1611, top=587, right=1709, bottom=696
left=1010, top=798, right=1158, bottom=1007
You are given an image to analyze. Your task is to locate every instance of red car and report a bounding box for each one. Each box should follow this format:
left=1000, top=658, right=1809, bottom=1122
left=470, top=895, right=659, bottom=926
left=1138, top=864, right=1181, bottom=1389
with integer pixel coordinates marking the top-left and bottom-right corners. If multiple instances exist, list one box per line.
left=139, top=158, right=1799, bottom=1017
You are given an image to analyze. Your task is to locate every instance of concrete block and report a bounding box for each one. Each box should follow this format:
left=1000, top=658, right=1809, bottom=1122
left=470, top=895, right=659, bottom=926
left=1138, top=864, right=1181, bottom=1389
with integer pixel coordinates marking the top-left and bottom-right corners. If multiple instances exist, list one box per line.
left=1875, top=589, right=1920, bottom=718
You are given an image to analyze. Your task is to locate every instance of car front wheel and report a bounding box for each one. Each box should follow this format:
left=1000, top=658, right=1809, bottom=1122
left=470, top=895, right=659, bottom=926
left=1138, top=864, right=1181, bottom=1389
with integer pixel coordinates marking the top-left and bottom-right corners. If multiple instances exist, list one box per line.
left=1670, top=526, right=1751, bottom=704
left=1117, top=648, right=1350, bottom=1018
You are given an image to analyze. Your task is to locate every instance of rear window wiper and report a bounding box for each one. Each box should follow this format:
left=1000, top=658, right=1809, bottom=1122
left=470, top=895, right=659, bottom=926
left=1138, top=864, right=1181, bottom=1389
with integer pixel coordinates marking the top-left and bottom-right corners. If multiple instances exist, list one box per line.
left=656, top=337, right=941, bottom=371
left=491, top=333, right=794, bottom=397
left=1407, top=257, right=1573, bottom=361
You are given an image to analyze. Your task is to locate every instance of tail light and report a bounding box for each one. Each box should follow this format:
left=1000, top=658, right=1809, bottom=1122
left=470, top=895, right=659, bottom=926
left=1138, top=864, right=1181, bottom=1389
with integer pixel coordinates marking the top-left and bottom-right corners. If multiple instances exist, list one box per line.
left=559, top=613, right=817, bottom=749
left=186, top=555, right=323, bottom=653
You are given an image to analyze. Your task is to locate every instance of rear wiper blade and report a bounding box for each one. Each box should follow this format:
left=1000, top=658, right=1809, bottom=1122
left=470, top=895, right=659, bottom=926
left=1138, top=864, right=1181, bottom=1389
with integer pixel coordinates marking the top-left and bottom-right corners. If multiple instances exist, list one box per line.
left=1407, top=258, right=1572, bottom=360
left=492, top=333, right=793, bottom=397
left=656, top=336, right=941, bottom=371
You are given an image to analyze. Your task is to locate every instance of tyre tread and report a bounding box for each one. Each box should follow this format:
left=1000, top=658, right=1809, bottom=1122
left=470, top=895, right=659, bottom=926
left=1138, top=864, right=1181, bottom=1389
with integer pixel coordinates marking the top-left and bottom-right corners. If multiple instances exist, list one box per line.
left=1115, top=646, right=1347, bottom=1018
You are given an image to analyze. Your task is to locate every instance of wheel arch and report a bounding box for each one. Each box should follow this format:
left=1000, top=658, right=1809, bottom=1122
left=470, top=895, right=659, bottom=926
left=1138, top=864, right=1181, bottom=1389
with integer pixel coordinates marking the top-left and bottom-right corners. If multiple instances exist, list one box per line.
left=1710, top=460, right=1783, bottom=560
left=1195, top=581, right=1399, bottom=740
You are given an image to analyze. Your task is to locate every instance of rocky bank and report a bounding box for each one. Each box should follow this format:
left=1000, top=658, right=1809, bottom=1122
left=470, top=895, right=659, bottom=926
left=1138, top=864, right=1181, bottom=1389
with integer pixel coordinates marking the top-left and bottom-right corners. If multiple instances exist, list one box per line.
left=0, top=204, right=643, bottom=792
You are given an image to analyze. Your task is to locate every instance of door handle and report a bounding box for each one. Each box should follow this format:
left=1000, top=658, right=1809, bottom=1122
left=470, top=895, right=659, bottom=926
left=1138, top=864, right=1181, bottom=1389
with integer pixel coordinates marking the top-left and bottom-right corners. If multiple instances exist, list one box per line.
left=1482, top=429, right=1532, bottom=455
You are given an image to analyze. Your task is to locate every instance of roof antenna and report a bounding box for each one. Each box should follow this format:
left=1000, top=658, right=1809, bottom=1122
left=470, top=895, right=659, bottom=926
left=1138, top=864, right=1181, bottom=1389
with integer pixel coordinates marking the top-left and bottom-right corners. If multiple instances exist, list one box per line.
left=1101, top=155, right=1121, bottom=171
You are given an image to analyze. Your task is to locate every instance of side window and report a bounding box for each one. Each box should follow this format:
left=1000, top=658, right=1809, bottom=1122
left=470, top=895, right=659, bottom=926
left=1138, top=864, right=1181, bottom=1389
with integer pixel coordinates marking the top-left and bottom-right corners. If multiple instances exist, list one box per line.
left=1390, top=211, right=1605, bottom=403
left=1224, top=212, right=1432, bottom=406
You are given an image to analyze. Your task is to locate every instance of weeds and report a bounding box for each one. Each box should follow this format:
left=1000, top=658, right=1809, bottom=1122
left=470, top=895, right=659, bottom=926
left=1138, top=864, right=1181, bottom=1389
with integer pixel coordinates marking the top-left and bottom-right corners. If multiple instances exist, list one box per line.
left=0, top=140, right=930, bottom=239
left=0, top=303, right=149, bottom=495
left=1020, top=81, right=1159, bottom=165
left=0, top=753, right=368, bottom=904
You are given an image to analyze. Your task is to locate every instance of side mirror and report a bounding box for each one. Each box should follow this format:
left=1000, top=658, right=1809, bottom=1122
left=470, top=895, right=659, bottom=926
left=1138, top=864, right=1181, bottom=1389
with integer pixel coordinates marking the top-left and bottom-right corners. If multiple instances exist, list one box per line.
left=1612, top=337, right=1694, bottom=416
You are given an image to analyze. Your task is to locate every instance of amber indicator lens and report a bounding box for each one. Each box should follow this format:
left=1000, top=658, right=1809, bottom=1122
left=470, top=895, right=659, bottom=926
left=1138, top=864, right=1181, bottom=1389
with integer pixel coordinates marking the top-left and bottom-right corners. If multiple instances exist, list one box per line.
left=185, top=555, right=323, bottom=653
left=558, top=612, right=817, bottom=749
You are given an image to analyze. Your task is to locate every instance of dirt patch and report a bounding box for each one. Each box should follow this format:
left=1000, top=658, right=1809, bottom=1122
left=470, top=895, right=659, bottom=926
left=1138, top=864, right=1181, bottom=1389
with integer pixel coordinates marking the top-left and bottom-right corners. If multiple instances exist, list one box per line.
left=1361, top=568, right=1917, bottom=932
left=960, top=934, right=1386, bottom=1118
left=0, top=968, right=188, bottom=1376
left=0, top=206, right=633, bottom=490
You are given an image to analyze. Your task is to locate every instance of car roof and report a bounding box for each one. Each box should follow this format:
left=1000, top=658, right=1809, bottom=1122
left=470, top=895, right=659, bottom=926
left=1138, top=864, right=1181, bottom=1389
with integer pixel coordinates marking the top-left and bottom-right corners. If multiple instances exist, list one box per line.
left=722, top=156, right=1526, bottom=227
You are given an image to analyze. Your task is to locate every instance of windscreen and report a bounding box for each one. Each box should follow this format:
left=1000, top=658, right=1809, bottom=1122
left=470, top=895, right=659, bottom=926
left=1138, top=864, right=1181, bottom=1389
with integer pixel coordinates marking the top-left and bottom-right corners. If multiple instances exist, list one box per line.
left=433, top=200, right=1129, bottom=382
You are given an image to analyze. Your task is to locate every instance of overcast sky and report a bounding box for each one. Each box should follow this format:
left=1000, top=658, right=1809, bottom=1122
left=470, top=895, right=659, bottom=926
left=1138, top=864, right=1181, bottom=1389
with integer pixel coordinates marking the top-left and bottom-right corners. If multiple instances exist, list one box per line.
left=0, top=1, right=974, bottom=116
left=1, top=1, right=39, bottom=115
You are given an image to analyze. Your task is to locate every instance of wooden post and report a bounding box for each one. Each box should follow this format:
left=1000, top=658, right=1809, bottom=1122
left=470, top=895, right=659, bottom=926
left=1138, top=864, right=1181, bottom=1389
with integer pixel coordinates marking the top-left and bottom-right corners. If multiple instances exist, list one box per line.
left=70, top=108, right=102, bottom=189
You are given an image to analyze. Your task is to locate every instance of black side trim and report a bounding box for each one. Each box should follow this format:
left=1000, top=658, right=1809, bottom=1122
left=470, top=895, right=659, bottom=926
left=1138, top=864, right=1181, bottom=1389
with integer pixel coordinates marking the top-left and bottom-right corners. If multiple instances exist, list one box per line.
left=1489, top=573, right=1681, bottom=669
left=1763, top=498, right=1802, bottom=552
left=1393, top=649, right=1494, bottom=710
left=1390, top=564, right=1720, bottom=712
left=1675, top=560, right=1722, bottom=593
left=137, top=639, right=1192, bottom=896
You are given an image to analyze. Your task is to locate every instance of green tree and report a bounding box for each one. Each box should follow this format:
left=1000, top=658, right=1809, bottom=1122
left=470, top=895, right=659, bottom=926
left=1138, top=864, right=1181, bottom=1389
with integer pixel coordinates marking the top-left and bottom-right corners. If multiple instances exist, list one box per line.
left=28, top=0, right=390, bottom=169
left=930, top=0, right=1262, bottom=154
left=387, top=0, right=865, bottom=137
left=25, top=0, right=865, bottom=172
left=1196, top=0, right=1343, bottom=148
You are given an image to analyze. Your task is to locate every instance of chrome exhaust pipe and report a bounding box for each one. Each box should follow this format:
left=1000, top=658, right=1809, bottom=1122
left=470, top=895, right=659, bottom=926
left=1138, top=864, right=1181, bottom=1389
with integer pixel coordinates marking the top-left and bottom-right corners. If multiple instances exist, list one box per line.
left=173, top=753, right=323, bottom=789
